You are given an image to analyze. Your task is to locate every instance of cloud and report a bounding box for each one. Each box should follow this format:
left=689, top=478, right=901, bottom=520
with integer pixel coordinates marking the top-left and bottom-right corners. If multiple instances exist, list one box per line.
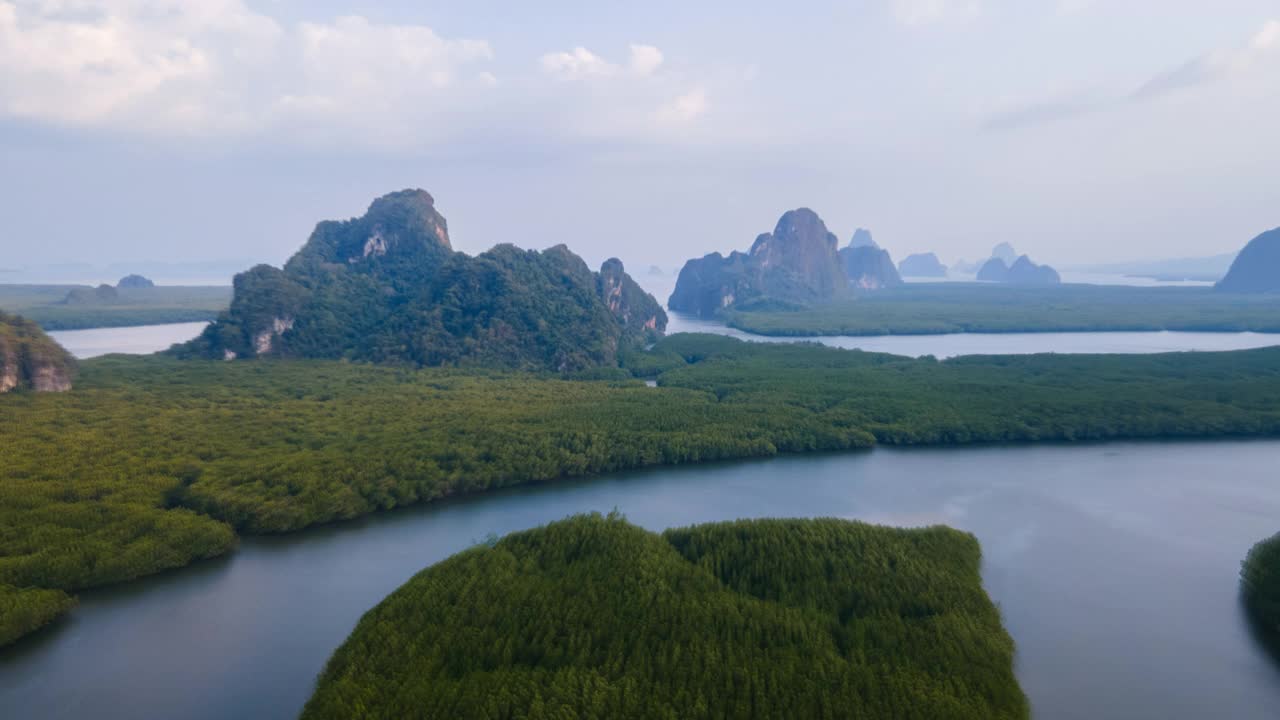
left=984, top=19, right=1280, bottom=131
left=1132, top=19, right=1280, bottom=101
left=628, top=44, right=664, bottom=76
left=0, top=4, right=721, bottom=147
left=0, top=1, right=495, bottom=140
left=540, top=46, right=616, bottom=78
left=892, top=0, right=980, bottom=26
left=539, top=43, right=665, bottom=79
left=657, top=88, right=709, bottom=125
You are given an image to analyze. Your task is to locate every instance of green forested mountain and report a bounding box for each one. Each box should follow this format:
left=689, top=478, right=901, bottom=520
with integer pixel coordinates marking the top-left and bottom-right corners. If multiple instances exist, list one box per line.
left=1243, top=532, right=1280, bottom=644
left=301, top=514, right=1028, bottom=720
left=180, top=189, right=666, bottom=372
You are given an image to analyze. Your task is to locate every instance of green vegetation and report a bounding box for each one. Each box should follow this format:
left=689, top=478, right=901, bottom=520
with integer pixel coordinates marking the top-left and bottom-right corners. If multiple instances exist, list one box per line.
left=0, top=284, right=231, bottom=330
left=725, top=283, right=1280, bottom=336
left=6, top=335, right=1280, bottom=646
left=302, top=514, right=1027, bottom=720
left=183, top=190, right=666, bottom=371
left=1242, top=533, right=1280, bottom=643
left=0, top=585, right=76, bottom=647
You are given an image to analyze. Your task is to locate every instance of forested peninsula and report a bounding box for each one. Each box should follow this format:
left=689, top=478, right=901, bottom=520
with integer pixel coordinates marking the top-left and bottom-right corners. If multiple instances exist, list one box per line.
left=301, top=514, right=1028, bottom=720
left=725, top=284, right=1280, bottom=336
left=6, top=335, right=1280, bottom=646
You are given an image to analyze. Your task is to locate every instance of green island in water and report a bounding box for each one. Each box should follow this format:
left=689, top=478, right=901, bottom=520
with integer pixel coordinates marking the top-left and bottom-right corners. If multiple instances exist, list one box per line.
left=301, top=513, right=1028, bottom=720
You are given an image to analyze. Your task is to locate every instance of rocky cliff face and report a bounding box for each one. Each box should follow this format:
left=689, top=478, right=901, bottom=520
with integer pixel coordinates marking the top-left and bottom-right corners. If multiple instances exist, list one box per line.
left=669, top=209, right=848, bottom=317
left=849, top=228, right=878, bottom=249
left=180, top=189, right=664, bottom=372
left=1216, top=228, right=1280, bottom=293
left=898, top=253, right=948, bottom=278
left=0, top=313, right=75, bottom=393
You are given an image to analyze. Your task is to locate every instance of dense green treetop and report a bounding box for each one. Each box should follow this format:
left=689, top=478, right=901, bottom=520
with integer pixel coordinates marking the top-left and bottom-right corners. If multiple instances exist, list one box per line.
left=1242, top=532, right=1280, bottom=644
left=302, top=514, right=1028, bottom=720
left=179, top=189, right=666, bottom=372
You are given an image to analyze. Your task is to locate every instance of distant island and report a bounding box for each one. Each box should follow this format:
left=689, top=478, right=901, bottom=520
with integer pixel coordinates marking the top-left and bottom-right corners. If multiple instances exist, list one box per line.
left=669, top=210, right=903, bottom=317
left=301, top=514, right=1028, bottom=720
left=181, top=189, right=665, bottom=373
left=899, top=252, right=948, bottom=278
left=1216, top=228, right=1280, bottom=293
left=977, top=255, right=1061, bottom=285
left=0, top=312, right=75, bottom=393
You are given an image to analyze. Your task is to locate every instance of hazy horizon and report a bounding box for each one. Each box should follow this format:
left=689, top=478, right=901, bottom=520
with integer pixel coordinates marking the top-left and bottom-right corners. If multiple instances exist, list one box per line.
left=2, top=1, right=1277, bottom=277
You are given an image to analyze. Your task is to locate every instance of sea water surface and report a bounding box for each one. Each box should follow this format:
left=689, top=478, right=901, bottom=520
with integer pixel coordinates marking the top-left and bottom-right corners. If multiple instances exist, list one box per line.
left=2, top=441, right=1279, bottom=719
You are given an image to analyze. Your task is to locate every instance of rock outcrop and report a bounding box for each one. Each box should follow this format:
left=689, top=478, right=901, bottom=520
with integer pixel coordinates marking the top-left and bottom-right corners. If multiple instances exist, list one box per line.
left=1216, top=228, right=1280, bottom=293
left=63, top=284, right=119, bottom=305
left=180, top=189, right=665, bottom=373
left=0, top=312, right=75, bottom=393
left=840, top=237, right=902, bottom=290
left=898, top=253, right=948, bottom=278
left=669, top=209, right=848, bottom=317
left=117, top=274, right=155, bottom=289
left=849, top=228, right=878, bottom=249
left=991, top=243, right=1018, bottom=266
left=978, top=255, right=1061, bottom=285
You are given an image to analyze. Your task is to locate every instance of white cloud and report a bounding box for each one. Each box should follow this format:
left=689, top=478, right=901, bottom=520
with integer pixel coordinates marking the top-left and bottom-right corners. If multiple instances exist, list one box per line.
left=657, top=88, right=709, bottom=125
left=628, top=44, right=664, bottom=76
left=539, top=46, right=616, bottom=78
left=0, top=1, right=493, bottom=138
left=0, top=5, right=725, bottom=147
left=892, top=0, right=979, bottom=26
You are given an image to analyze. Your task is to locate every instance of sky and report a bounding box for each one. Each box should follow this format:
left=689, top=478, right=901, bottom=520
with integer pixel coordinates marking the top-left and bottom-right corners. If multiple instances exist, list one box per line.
left=1, top=0, right=1278, bottom=280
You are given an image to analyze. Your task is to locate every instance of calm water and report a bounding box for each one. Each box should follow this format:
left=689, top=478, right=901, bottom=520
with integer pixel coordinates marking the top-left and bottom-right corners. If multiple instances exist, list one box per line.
left=50, top=319, right=1280, bottom=362
left=666, top=313, right=1280, bottom=358
left=3, top=441, right=1279, bottom=719
left=49, top=322, right=208, bottom=359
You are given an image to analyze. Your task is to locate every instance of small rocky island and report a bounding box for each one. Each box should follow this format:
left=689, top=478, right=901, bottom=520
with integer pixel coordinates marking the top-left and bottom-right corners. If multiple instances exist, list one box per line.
left=898, top=252, right=948, bottom=278
left=0, top=312, right=75, bottom=393
left=1216, top=228, right=1280, bottom=293
left=978, top=255, right=1062, bottom=285
left=180, top=189, right=666, bottom=372
left=117, top=274, right=156, bottom=289
left=840, top=229, right=902, bottom=289
left=669, top=211, right=913, bottom=317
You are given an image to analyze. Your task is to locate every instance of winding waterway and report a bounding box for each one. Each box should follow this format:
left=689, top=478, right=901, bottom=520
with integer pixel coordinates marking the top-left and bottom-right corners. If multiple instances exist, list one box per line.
left=47, top=318, right=1280, bottom=361
left=3, top=441, right=1279, bottom=719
